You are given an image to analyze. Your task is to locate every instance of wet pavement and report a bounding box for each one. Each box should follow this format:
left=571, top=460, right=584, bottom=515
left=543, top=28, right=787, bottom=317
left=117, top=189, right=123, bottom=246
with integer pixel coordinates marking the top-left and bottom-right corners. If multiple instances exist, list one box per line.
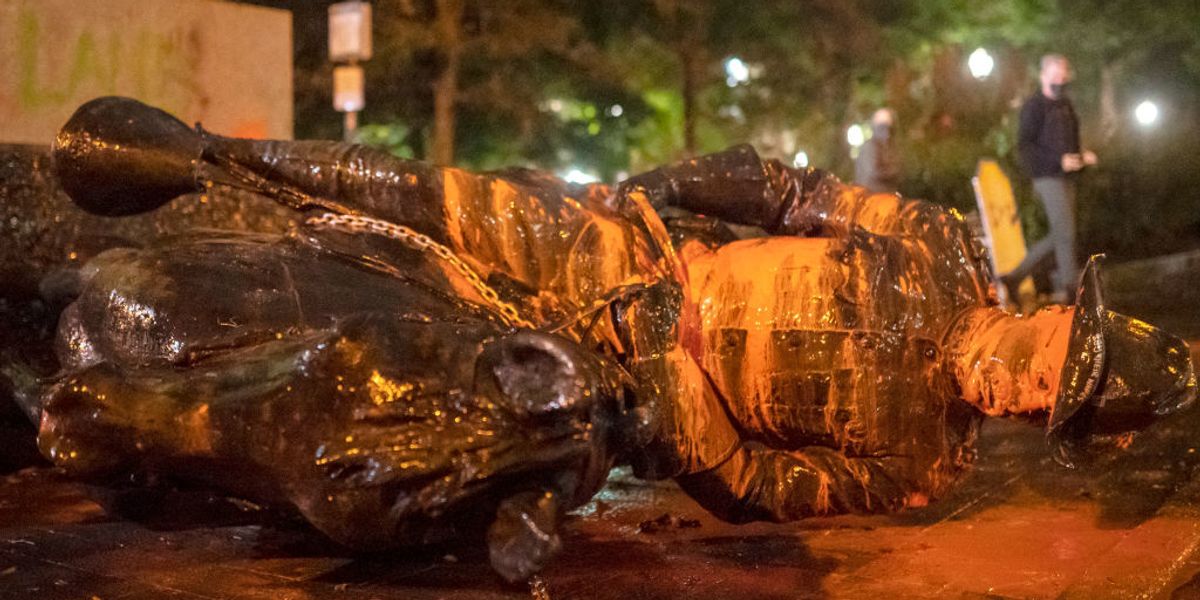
left=4, top=279, right=1200, bottom=599
left=5, top=406, right=1200, bottom=599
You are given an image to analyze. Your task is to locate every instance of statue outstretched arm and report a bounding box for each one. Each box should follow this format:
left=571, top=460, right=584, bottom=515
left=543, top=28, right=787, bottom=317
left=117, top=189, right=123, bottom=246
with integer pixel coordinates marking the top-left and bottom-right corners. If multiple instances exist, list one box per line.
left=616, top=145, right=811, bottom=234
left=52, top=97, right=603, bottom=251
left=54, top=98, right=667, bottom=319
left=675, top=444, right=918, bottom=523
left=213, top=138, right=457, bottom=239
left=618, top=145, right=981, bottom=243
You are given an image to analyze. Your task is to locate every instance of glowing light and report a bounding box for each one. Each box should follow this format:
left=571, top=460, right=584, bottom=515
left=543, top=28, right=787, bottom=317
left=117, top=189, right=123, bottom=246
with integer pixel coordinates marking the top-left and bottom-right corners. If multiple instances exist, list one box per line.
left=846, top=124, right=865, bottom=148
left=725, top=57, right=750, bottom=87
left=793, top=151, right=809, bottom=168
left=546, top=98, right=564, bottom=113
left=1135, top=100, right=1159, bottom=126
left=608, top=104, right=624, bottom=117
left=719, top=104, right=746, bottom=122
left=968, top=48, right=994, bottom=79
left=562, top=169, right=600, bottom=185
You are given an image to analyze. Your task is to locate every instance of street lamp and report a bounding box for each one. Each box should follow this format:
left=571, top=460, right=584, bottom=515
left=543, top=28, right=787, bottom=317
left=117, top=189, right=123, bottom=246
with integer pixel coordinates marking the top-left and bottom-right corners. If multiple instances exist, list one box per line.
left=968, top=48, right=994, bottom=79
left=793, top=151, right=809, bottom=168
left=562, top=168, right=600, bottom=185
left=329, top=2, right=373, bottom=142
left=333, top=65, right=365, bottom=119
left=725, top=57, right=750, bottom=87
left=846, top=124, right=865, bottom=148
left=1134, top=100, right=1160, bottom=127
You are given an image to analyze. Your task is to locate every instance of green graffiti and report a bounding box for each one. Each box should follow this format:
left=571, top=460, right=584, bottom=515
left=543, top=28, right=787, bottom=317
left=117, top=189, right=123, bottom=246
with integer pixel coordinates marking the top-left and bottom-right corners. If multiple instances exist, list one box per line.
left=66, top=31, right=100, bottom=98
left=17, top=7, right=64, bottom=108
left=15, top=7, right=199, bottom=112
left=104, top=34, right=122, bottom=94
left=152, top=35, right=180, bottom=110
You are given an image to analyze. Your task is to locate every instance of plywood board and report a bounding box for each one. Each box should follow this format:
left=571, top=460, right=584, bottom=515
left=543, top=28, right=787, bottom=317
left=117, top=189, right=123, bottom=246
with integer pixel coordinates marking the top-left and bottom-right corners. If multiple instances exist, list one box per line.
left=0, top=0, right=293, bottom=144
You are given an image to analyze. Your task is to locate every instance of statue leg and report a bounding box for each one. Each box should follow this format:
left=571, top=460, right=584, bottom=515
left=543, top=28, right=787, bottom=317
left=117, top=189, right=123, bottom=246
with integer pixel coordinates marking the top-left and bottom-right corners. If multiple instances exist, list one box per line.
left=674, top=445, right=918, bottom=523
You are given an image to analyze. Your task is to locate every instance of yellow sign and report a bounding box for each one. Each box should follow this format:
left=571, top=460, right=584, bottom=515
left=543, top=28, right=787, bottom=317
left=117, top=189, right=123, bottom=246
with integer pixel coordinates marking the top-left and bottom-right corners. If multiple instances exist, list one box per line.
left=972, top=160, right=1033, bottom=303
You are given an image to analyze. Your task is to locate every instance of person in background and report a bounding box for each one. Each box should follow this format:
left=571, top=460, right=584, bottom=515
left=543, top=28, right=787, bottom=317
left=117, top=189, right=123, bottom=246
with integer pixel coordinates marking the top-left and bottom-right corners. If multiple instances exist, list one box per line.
left=1005, top=54, right=1097, bottom=303
left=854, top=108, right=902, bottom=194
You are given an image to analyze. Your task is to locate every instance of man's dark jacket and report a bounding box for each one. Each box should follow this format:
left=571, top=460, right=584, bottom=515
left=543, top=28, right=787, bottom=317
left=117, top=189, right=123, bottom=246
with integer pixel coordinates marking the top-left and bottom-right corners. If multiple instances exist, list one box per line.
left=1018, top=92, right=1081, bottom=178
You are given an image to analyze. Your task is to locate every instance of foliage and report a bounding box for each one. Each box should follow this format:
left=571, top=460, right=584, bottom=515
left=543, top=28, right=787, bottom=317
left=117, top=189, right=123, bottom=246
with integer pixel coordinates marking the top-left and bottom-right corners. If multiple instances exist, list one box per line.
left=354, top=122, right=415, bottom=158
left=244, top=0, right=1200, bottom=261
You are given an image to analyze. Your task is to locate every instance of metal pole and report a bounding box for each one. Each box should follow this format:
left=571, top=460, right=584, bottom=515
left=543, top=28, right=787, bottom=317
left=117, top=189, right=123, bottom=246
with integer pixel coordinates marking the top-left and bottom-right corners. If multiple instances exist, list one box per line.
left=330, top=2, right=371, bottom=143
left=343, top=110, right=358, bottom=142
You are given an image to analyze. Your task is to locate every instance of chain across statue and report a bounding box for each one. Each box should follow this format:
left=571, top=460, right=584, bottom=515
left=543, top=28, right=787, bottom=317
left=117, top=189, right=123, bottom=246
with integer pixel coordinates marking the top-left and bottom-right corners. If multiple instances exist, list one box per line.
left=19, top=97, right=1196, bottom=581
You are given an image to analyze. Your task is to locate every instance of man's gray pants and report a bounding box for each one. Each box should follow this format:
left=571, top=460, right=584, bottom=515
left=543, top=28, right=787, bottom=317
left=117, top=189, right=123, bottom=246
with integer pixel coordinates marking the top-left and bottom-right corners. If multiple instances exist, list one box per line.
left=1005, top=176, right=1078, bottom=299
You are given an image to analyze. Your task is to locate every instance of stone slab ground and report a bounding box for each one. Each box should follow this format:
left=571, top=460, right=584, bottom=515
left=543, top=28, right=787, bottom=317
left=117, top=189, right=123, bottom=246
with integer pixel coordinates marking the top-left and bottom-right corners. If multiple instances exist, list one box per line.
left=5, top=403, right=1200, bottom=599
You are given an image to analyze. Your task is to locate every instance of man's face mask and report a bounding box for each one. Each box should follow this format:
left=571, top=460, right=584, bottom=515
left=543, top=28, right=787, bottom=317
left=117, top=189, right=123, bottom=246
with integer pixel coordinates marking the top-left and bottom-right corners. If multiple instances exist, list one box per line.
left=1049, top=82, right=1071, bottom=99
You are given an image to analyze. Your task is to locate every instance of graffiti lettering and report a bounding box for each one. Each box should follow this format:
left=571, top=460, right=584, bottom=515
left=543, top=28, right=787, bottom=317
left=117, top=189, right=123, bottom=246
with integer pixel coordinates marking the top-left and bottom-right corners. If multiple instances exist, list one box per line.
left=16, top=7, right=200, bottom=117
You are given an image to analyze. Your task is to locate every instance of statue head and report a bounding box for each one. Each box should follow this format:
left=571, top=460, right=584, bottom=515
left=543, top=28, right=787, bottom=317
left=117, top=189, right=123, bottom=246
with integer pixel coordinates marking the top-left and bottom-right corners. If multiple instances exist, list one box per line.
left=950, top=257, right=1195, bottom=464
left=1046, top=257, right=1196, bottom=465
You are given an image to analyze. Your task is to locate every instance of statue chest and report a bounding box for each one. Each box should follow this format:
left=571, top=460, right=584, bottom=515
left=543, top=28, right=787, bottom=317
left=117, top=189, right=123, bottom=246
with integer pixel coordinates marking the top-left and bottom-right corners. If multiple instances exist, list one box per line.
left=686, top=235, right=979, bottom=453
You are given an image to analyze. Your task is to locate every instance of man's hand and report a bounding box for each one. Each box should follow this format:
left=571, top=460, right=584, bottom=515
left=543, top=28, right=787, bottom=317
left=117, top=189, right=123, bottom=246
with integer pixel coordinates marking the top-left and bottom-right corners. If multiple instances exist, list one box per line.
left=1082, top=150, right=1098, bottom=166
left=1062, top=153, right=1084, bottom=172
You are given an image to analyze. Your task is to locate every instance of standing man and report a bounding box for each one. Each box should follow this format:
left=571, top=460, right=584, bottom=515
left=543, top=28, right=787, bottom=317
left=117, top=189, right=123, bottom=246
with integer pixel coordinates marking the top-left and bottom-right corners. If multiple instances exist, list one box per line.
left=1006, top=54, right=1097, bottom=302
left=854, top=108, right=902, bottom=194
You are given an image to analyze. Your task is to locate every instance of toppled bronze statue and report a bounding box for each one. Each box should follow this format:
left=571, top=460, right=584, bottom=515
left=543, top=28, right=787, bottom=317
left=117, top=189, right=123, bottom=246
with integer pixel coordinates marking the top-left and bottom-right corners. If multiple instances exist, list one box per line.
left=11, top=97, right=1195, bottom=580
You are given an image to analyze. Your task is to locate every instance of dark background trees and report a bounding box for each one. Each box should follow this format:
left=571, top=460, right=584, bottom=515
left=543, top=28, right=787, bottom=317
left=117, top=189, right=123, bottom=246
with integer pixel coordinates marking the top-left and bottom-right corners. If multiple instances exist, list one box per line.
left=245, top=0, right=1200, bottom=262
